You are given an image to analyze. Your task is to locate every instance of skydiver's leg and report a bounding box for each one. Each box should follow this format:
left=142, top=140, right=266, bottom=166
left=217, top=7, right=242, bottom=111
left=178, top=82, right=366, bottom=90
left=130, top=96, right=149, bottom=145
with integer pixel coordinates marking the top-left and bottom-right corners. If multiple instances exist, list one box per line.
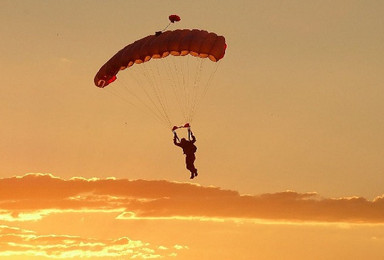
left=191, top=154, right=197, bottom=177
left=191, top=157, right=197, bottom=178
left=185, top=156, right=193, bottom=178
left=186, top=154, right=197, bottom=179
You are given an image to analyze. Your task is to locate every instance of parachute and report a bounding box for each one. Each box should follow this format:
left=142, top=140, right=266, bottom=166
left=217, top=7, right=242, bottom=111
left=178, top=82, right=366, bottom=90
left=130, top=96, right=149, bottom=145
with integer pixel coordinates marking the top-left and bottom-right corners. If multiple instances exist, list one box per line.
left=94, top=29, right=226, bottom=88
left=94, top=27, right=227, bottom=129
left=169, top=14, right=181, bottom=23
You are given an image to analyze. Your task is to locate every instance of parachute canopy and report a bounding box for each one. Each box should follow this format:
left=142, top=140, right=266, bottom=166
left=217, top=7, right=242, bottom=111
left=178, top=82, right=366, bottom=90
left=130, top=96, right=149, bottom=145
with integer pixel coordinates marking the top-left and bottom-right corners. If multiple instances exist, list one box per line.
left=94, top=29, right=226, bottom=88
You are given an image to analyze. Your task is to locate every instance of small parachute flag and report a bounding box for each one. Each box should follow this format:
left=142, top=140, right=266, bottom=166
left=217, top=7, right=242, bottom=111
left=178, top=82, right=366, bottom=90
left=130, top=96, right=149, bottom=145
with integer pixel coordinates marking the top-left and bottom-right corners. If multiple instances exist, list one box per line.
left=169, top=15, right=181, bottom=23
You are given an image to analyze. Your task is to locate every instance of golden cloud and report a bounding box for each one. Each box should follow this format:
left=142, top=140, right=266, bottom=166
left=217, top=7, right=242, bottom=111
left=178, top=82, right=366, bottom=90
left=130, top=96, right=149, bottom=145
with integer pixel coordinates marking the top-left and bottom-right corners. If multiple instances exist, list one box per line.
left=1, top=173, right=384, bottom=224
left=0, top=225, right=186, bottom=259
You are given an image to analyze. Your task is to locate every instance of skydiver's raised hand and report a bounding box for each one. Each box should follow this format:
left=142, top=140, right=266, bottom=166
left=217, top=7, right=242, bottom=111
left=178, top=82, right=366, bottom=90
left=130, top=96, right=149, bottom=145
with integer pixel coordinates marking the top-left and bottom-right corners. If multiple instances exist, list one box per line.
left=173, top=132, right=179, bottom=144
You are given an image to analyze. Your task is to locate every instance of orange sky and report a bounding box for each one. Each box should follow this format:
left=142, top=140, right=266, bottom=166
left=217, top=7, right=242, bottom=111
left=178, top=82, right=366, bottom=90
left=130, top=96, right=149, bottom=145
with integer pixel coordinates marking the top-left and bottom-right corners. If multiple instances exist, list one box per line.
left=1, top=0, right=384, bottom=259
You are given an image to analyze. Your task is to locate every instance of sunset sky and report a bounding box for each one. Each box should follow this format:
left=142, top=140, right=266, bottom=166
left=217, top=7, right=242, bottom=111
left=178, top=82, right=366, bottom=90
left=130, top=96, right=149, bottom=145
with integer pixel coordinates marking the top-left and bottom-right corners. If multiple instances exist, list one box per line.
left=1, top=0, right=384, bottom=259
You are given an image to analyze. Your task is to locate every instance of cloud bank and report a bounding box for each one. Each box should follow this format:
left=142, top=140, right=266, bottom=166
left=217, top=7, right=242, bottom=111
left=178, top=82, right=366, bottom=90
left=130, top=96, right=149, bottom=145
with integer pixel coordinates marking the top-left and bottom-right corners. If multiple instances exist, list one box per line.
left=1, top=173, right=384, bottom=224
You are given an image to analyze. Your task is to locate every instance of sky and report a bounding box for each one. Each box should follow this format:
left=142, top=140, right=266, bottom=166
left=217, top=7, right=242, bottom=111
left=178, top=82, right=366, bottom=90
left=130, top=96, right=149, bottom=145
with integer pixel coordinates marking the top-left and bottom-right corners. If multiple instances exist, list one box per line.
left=1, top=0, right=384, bottom=259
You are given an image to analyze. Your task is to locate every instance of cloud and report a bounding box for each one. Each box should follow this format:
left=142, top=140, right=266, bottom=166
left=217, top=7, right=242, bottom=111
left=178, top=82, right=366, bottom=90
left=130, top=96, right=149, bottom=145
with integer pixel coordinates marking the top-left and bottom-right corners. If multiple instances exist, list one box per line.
left=0, top=225, right=182, bottom=259
left=1, top=173, right=384, bottom=224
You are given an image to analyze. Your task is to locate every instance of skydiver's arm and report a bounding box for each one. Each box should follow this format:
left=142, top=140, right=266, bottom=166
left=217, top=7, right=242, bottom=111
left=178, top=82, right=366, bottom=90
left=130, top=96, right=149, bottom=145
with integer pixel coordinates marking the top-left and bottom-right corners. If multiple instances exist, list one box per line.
left=173, top=133, right=181, bottom=146
left=190, top=131, right=196, bottom=143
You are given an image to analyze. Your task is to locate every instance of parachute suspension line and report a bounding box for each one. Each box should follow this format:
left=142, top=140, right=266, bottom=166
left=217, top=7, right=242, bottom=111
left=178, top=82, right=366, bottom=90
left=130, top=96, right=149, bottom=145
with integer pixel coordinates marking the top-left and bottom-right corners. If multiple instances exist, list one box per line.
left=170, top=56, right=189, bottom=123
left=146, top=62, right=171, bottom=123
left=180, top=55, right=193, bottom=124
left=202, top=60, right=221, bottom=100
left=183, top=55, right=190, bottom=98
left=193, top=60, right=221, bottom=117
left=105, top=87, right=134, bottom=106
left=158, top=58, right=178, bottom=122
left=172, top=57, right=189, bottom=123
left=118, top=73, right=170, bottom=128
left=111, top=57, right=221, bottom=130
left=105, top=81, right=167, bottom=128
left=123, top=64, right=171, bottom=128
left=186, top=55, right=193, bottom=122
left=139, top=62, right=173, bottom=128
left=134, top=66, right=170, bottom=127
left=140, top=63, right=168, bottom=126
left=188, top=58, right=205, bottom=123
left=175, top=55, right=193, bottom=124
left=180, top=56, right=190, bottom=122
left=162, top=57, right=188, bottom=124
left=153, top=60, right=170, bottom=115
left=185, top=56, right=195, bottom=123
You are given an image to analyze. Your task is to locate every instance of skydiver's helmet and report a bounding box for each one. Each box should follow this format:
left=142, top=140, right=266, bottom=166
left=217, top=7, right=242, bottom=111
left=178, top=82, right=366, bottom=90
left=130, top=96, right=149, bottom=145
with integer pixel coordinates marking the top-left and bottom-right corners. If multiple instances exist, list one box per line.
left=180, top=138, right=187, bottom=144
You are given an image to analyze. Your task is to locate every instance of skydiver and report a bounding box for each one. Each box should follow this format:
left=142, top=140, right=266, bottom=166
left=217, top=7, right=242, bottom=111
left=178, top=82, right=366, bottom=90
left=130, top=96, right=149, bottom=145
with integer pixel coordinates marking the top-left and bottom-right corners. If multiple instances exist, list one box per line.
left=173, top=128, right=198, bottom=179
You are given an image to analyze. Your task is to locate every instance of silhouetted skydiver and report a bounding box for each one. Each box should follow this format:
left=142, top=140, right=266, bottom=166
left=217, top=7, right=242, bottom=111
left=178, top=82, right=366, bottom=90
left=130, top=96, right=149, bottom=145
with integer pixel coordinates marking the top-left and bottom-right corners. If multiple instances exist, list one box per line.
left=173, top=128, right=198, bottom=179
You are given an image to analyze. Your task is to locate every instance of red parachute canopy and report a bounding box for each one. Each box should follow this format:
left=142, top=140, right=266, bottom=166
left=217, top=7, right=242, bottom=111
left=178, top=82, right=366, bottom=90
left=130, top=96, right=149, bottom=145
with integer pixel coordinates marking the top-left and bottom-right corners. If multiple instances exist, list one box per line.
left=94, top=29, right=227, bottom=88
left=169, top=14, right=181, bottom=23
